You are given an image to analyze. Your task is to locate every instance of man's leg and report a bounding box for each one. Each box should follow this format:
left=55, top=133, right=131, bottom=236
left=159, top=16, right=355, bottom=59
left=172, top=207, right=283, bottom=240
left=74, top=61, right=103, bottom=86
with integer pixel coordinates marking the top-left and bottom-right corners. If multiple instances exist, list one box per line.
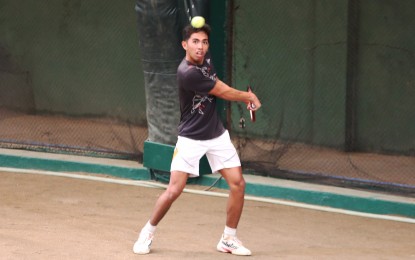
left=149, top=170, right=189, bottom=225
left=219, top=166, right=245, bottom=229
left=216, top=166, right=251, bottom=256
left=133, top=170, right=188, bottom=254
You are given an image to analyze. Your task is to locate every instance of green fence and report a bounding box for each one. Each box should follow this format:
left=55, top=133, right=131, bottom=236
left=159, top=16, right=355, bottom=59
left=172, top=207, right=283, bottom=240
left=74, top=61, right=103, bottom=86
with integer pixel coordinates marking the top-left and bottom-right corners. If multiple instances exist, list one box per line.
left=0, top=0, right=147, bottom=158
left=225, top=0, right=414, bottom=195
left=0, top=0, right=413, bottom=195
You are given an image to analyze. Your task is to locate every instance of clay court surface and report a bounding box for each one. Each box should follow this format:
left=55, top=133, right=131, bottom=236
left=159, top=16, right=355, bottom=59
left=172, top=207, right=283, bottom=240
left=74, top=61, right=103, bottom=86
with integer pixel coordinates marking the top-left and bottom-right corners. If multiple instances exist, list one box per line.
left=1, top=170, right=414, bottom=260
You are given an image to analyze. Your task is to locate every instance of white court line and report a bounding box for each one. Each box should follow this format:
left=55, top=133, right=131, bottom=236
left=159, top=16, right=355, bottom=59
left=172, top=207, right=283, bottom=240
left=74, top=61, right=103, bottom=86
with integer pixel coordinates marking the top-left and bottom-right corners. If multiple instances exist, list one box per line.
left=2, top=167, right=415, bottom=224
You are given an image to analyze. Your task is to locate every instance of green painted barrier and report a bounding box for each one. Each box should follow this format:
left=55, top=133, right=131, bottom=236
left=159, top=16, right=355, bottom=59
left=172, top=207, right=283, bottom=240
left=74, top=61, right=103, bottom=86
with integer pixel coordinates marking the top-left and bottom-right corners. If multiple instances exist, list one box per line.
left=0, top=153, right=150, bottom=180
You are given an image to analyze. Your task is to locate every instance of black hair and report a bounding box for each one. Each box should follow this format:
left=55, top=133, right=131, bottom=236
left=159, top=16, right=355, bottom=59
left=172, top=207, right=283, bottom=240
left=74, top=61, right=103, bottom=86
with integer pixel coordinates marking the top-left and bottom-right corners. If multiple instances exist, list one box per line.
left=182, top=23, right=211, bottom=41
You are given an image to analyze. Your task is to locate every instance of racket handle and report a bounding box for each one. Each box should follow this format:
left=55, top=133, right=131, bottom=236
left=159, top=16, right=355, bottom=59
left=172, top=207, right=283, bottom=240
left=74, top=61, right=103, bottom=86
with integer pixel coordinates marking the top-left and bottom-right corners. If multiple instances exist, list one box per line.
left=247, top=85, right=256, bottom=122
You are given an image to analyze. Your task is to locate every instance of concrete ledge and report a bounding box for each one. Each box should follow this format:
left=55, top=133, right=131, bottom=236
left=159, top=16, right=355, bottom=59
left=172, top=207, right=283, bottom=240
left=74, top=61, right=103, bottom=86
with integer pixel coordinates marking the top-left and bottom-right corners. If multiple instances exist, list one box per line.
left=0, top=149, right=151, bottom=180
left=193, top=174, right=415, bottom=218
left=0, top=148, right=414, bottom=219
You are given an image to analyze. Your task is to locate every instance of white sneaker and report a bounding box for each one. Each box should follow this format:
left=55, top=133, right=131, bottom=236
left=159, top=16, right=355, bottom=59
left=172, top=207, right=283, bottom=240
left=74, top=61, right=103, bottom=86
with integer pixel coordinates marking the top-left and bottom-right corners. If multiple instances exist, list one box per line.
left=216, top=234, right=252, bottom=256
left=133, top=230, right=154, bottom=255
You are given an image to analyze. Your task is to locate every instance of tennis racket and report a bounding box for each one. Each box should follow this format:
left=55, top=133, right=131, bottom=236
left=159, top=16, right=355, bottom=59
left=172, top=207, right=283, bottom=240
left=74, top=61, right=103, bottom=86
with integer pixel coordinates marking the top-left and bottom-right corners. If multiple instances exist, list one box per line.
left=247, top=85, right=256, bottom=122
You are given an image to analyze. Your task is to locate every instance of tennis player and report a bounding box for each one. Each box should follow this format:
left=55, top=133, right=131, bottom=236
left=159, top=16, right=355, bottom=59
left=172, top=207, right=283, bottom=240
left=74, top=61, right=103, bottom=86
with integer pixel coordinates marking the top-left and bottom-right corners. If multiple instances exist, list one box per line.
left=133, top=23, right=261, bottom=256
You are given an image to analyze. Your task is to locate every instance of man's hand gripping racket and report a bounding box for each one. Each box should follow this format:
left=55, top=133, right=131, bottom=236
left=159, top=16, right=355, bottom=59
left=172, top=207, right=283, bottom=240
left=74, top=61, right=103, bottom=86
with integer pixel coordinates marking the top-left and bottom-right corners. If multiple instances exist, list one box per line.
left=247, top=86, right=259, bottom=122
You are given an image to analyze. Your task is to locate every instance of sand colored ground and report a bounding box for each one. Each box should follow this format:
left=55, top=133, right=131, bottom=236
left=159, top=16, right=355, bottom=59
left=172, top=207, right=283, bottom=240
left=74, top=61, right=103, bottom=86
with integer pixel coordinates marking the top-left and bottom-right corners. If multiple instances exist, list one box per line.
left=1, top=170, right=414, bottom=260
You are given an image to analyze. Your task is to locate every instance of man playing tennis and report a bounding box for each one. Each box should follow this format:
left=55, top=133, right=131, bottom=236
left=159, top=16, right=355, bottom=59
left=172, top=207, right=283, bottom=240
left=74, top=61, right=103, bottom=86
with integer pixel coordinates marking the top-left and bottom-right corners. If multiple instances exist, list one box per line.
left=133, top=23, right=261, bottom=256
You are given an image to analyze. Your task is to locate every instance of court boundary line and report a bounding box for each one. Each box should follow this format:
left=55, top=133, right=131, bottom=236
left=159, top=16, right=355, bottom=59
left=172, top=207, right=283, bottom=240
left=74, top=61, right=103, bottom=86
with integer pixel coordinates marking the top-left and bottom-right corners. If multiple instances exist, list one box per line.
left=2, top=167, right=415, bottom=224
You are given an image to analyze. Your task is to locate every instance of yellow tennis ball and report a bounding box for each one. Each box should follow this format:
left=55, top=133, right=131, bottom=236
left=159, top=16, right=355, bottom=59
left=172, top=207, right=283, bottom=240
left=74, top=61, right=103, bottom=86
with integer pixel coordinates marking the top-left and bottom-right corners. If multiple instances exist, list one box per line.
left=191, top=16, right=205, bottom=28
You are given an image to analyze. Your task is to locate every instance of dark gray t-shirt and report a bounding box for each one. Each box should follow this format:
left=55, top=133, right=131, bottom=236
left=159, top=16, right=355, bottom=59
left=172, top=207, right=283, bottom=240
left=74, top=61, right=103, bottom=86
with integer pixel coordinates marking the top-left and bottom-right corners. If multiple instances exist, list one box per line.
left=176, top=56, right=225, bottom=140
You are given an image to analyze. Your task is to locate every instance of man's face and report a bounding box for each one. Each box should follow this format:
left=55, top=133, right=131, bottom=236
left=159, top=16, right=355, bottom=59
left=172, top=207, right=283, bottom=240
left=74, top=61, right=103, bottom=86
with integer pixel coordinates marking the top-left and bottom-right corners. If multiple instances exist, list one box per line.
left=182, top=31, right=209, bottom=65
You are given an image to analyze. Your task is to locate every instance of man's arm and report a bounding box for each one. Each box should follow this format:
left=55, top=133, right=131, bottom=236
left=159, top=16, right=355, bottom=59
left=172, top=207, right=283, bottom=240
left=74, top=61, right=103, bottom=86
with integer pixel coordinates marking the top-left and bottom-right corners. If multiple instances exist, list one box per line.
left=209, top=79, right=261, bottom=110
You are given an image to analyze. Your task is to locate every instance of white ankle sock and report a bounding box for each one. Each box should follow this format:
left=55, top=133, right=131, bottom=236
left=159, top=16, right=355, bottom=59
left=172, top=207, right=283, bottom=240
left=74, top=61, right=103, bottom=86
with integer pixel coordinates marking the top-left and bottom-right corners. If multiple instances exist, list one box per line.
left=143, top=220, right=157, bottom=233
left=224, top=226, right=237, bottom=237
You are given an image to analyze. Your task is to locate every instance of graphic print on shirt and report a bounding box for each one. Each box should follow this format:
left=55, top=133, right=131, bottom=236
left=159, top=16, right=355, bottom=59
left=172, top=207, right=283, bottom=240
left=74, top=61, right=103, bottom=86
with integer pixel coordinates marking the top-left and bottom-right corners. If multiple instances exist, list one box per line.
left=191, top=95, right=213, bottom=115
left=195, top=63, right=216, bottom=81
left=190, top=63, right=216, bottom=115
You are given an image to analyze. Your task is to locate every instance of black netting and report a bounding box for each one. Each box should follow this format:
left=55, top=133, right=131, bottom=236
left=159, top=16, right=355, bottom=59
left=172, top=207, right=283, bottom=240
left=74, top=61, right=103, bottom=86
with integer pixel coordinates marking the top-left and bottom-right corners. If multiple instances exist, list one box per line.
left=229, top=0, right=415, bottom=196
left=0, top=1, right=147, bottom=160
left=0, top=1, right=414, bottom=197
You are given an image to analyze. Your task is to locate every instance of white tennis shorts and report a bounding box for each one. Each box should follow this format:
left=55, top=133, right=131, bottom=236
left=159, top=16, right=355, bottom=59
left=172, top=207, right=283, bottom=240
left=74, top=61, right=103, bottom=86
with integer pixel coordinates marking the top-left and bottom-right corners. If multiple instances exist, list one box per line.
left=170, top=130, right=241, bottom=177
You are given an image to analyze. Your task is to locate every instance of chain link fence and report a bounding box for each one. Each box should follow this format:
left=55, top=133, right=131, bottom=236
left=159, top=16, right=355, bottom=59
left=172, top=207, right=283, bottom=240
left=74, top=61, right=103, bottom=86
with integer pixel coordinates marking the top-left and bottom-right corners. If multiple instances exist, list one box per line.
left=229, top=0, right=414, bottom=196
left=0, top=0, right=147, bottom=160
left=0, top=0, right=414, bottom=196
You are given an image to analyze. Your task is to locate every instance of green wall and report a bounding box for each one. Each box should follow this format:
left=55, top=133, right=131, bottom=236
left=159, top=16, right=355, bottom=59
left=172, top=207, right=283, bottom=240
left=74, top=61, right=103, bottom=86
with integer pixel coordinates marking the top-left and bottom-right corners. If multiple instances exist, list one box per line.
left=356, top=1, right=415, bottom=154
left=0, top=0, right=146, bottom=123
left=231, top=0, right=348, bottom=148
left=1, top=0, right=413, bottom=155
left=230, top=0, right=414, bottom=155
left=208, top=0, right=228, bottom=121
